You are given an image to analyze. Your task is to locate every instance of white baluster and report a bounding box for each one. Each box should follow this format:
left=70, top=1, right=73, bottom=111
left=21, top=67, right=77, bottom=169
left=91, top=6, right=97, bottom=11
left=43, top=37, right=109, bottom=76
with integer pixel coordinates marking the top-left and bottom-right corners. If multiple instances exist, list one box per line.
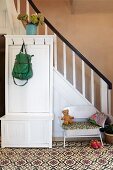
left=108, top=89, right=111, bottom=115
left=17, top=0, right=21, bottom=34
left=82, top=60, right=85, bottom=97
left=17, top=0, right=20, bottom=14
left=4, top=10, right=7, bottom=29
left=26, top=0, right=30, bottom=17
left=72, top=51, right=76, bottom=88
left=63, top=43, right=66, bottom=79
left=100, top=79, right=108, bottom=114
left=54, top=34, right=57, bottom=70
left=91, top=69, right=94, bottom=105
left=45, top=24, right=48, bottom=35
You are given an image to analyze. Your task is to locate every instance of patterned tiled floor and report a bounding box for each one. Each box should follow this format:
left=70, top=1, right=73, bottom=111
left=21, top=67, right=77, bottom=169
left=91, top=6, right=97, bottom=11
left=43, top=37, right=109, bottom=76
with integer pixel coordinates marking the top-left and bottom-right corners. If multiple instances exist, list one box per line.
left=0, top=141, right=113, bottom=170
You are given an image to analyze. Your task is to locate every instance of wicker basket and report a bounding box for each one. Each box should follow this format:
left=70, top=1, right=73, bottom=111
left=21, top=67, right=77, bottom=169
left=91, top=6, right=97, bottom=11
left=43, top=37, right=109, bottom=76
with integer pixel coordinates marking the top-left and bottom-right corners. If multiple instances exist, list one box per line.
left=105, top=133, right=113, bottom=144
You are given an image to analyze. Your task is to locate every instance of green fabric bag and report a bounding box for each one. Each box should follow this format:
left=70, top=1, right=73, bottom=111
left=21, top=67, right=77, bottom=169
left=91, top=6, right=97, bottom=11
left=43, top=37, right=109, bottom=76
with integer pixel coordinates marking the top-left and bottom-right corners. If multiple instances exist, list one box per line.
left=12, top=42, right=33, bottom=86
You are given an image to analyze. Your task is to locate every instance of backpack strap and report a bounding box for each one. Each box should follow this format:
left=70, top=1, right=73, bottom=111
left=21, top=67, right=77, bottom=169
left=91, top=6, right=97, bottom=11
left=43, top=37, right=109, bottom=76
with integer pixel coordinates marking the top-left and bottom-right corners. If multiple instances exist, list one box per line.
left=13, top=77, right=28, bottom=86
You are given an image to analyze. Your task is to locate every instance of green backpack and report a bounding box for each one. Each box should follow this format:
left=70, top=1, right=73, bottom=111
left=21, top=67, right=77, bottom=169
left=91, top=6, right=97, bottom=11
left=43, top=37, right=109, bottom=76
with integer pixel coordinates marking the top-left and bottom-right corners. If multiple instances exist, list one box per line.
left=12, top=42, right=33, bottom=86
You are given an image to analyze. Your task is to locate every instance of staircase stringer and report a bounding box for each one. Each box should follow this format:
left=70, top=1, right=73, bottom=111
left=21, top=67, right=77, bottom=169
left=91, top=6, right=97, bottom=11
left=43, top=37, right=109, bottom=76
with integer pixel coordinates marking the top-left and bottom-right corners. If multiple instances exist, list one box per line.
left=54, top=68, right=98, bottom=108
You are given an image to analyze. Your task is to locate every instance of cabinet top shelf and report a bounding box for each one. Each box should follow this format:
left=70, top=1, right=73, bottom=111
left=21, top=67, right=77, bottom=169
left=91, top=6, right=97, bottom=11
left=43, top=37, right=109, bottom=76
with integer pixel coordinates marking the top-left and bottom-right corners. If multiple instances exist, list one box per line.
left=4, top=35, right=54, bottom=46
left=5, top=35, right=54, bottom=38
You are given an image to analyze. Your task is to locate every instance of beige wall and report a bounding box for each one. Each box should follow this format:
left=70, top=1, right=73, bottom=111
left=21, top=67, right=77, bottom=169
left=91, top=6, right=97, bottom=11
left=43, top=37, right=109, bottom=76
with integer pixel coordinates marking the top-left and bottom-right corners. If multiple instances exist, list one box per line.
left=24, top=0, right=113, bottom=113
left=34, top=0, right=113, bottom=113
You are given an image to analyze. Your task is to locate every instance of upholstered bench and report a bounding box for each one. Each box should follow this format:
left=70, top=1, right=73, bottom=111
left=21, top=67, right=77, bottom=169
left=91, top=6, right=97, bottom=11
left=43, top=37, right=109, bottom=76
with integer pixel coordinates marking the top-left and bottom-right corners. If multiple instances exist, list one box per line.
left=61, top=106, right=103, bottom=148
left=62, top=121, right=103, bottom=147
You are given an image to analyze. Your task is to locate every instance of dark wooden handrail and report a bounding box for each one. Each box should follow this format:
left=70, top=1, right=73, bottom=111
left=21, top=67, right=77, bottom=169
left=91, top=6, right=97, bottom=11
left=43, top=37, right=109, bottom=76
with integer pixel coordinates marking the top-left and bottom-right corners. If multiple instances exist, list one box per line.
left=27, top=0, right=112, bottom=89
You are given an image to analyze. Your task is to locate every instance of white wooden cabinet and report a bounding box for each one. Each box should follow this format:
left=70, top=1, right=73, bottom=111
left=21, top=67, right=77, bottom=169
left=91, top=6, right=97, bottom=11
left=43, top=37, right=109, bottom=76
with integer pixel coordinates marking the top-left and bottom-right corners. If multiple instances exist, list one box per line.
left=0, top=35, right=54, bottom=148
left=1, top=115, right=52, bottom=148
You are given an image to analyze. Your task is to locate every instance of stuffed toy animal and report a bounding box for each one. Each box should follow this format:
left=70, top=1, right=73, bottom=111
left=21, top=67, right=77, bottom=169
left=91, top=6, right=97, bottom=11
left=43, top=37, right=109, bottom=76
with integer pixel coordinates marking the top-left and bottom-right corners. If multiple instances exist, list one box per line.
left=90, top=140, right=102, bottom=149
left=61, top=109, right=74, bottom=125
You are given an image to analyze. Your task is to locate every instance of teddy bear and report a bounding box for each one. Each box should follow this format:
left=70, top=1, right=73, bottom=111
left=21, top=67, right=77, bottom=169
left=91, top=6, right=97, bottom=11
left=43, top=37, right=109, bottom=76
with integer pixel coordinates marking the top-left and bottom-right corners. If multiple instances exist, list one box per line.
left=61, top=109, right=74, bottom=125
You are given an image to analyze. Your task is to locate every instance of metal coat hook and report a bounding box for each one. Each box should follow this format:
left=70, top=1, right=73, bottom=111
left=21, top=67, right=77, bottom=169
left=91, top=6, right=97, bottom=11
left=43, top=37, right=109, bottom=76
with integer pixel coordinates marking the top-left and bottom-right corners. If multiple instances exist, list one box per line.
left=22, top=39, right=25, bottom=44
left=12, top=39, right=14, bottom=45
left=44, top=38, right=46, bottom=45
left=33, top=39, right=35, bottom=45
